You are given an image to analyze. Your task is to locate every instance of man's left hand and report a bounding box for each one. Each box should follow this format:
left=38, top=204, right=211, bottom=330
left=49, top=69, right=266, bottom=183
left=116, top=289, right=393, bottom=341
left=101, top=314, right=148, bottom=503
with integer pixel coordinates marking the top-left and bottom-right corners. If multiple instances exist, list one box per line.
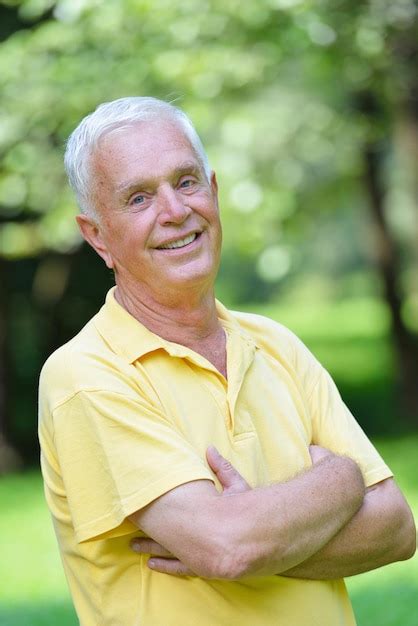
left=130, top=446, right=250, bottom=575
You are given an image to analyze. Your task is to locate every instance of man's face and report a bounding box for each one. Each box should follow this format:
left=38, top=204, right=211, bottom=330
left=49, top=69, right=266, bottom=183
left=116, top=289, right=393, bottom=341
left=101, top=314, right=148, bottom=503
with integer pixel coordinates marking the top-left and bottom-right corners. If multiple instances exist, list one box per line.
left=81, top=119, right=222, bottom=301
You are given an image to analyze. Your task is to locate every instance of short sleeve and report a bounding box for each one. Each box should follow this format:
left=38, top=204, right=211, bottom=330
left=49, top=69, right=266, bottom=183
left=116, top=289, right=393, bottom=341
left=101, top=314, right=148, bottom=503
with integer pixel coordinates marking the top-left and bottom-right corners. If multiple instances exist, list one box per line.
left=308, top=366, right=392, bottom=487
left=52, top=389, right=214, bottom=543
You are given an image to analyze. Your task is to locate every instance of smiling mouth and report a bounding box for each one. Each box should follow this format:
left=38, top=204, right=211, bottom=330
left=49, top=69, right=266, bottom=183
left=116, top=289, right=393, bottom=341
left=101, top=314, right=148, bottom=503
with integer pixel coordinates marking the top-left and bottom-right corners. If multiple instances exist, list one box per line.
left=157, top=233, right=199, bottom=250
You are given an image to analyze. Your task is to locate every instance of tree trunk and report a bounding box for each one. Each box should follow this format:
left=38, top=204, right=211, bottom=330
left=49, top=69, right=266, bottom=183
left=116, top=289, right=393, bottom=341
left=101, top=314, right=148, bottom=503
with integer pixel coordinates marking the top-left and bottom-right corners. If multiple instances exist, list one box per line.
left=0, top=259, right=22, bottom=474
left=363, top=142, right=418, bottom=423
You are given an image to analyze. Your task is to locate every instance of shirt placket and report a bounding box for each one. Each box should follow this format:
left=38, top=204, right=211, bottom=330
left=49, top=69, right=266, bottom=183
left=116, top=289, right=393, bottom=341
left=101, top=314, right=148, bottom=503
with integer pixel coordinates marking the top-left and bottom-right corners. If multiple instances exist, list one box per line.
left=162, top=330, right=256, bottom=437
left=224, top=328, right=257, bottom=435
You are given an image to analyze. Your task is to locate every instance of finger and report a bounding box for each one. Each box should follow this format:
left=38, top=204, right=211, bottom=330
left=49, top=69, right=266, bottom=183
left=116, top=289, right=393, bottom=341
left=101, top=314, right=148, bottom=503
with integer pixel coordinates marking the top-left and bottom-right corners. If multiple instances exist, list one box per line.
left=130, top=537, right=173, bottom=557
left=206, top=446, right=250, bottom=494
left=147, top=557, right=195, bottom=576
left=309, top=445, right=333, bottom=464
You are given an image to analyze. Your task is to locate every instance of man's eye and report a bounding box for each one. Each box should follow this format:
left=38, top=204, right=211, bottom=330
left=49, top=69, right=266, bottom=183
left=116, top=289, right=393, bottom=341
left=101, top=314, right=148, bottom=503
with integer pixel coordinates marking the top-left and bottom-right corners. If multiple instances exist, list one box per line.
left=132, top=194, right=145, bottom=205
left=180, top=179, right=194, bottom=189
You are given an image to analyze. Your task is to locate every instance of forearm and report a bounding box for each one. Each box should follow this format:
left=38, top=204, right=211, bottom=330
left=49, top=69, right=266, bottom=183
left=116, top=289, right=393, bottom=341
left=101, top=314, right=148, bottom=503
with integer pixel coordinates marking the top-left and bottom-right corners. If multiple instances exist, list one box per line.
left=281, top=478, right=416, bottom=580
left=131, top=448, right=366, bottom=579
left=225, top=454, right=365, bottom=577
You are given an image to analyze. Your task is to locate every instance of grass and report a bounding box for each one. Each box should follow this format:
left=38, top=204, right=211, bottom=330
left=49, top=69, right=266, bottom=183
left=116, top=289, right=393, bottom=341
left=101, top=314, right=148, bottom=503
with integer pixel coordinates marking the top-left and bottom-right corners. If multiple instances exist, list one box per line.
left=346, top=436, right=418, bottom=626
left=0, top=437, right=416, bottom=626
left=1, top=295, right=416, bottom=625
left=0, top=471, right=76, bottom=626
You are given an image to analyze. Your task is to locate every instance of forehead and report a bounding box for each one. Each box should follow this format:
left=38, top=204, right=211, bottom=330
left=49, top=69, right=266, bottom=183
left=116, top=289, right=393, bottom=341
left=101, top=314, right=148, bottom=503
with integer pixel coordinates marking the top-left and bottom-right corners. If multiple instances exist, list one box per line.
left=91, top=119, right=200, bottom=188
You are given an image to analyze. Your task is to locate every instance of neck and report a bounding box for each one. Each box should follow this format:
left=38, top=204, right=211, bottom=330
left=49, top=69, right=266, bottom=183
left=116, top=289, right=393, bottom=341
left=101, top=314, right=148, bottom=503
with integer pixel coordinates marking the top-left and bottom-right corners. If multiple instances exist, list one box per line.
left=114, top=281, right=222, bottom=349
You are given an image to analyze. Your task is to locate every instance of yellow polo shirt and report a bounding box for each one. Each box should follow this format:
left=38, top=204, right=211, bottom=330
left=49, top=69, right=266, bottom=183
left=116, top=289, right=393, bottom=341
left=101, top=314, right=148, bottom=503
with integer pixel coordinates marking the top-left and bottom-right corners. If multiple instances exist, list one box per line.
left=39, top=288, right=392, bottom=626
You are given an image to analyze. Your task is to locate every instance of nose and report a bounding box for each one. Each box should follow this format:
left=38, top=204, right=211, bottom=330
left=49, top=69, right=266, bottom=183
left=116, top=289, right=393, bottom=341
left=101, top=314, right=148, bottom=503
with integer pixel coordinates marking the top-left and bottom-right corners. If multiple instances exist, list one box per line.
left=157, top=185, right=192, bottom=225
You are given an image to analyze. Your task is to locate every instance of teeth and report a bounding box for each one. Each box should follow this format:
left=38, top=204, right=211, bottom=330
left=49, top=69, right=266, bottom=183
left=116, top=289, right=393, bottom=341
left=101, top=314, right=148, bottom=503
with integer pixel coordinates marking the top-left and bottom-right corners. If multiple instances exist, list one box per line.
left=159, top=233, right=197, bottom=250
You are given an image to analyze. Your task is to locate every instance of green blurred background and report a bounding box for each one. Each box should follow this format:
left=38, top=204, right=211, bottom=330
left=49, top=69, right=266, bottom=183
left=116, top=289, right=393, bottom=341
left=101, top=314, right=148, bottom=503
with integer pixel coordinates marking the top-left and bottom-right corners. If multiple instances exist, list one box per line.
left=0, top=1, right=417, bottom=624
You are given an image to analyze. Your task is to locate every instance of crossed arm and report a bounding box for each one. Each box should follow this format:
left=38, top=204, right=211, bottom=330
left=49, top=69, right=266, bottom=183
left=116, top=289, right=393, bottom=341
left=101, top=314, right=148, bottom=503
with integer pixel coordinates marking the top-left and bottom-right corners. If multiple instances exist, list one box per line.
left=129, top=446, right=416, bottom=580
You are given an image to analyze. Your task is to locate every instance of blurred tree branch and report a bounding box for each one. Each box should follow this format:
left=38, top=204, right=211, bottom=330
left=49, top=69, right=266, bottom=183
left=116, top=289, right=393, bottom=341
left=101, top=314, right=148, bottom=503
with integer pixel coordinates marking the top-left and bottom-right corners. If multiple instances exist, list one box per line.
left=0, top=0, right=417, bottom=465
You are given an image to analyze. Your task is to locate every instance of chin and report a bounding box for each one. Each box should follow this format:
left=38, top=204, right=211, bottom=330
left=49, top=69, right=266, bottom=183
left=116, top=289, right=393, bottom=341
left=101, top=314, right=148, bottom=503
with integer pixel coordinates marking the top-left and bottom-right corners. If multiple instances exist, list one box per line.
left=163, top=267, right=216, bottom=289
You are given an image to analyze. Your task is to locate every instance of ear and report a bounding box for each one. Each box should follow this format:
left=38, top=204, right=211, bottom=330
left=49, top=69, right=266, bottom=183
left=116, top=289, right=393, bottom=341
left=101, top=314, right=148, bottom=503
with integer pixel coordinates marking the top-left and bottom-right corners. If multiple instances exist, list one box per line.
left=76, top=214, right=114, bottom=269
left=210, top=171, right=219, bottom=204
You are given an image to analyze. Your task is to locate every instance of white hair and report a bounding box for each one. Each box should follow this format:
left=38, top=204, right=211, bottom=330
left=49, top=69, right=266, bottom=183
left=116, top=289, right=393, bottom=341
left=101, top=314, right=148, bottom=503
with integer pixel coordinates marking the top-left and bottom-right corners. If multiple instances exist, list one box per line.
left=64, top=96, right=211, bottom=217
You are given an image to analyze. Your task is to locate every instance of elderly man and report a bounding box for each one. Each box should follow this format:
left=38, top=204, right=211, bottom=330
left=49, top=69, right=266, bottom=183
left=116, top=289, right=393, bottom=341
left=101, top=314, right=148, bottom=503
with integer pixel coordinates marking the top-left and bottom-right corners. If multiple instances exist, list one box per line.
left=39, top=97, right=415, bottom=626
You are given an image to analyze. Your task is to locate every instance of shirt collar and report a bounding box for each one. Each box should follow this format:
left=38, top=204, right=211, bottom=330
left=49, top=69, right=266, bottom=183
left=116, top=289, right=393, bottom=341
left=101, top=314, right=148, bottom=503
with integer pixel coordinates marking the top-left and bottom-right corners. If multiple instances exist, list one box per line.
left=93, top=287, right=256, bottom=364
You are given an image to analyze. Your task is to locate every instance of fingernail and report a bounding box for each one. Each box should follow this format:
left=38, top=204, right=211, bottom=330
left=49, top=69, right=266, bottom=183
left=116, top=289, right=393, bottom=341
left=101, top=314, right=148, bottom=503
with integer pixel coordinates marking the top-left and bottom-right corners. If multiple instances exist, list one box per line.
left=148, top=559, right=156, bottom=568
left=130, top=540, right=141, bottom=552
left=207, top=445, right=219, bottom=455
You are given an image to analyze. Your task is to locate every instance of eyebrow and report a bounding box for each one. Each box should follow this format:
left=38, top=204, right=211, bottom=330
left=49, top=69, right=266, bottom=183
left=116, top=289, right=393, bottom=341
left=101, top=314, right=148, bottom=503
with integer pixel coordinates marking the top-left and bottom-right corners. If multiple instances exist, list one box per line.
left=116, top=161, right=202, bottom=197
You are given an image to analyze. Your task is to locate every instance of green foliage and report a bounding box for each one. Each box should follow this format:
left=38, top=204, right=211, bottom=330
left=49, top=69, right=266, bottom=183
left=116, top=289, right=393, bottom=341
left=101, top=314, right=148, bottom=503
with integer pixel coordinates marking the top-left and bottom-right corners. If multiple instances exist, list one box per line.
left=0, top=0, right=416, bottom=279
left=0, top=0, right=417, bottom=460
